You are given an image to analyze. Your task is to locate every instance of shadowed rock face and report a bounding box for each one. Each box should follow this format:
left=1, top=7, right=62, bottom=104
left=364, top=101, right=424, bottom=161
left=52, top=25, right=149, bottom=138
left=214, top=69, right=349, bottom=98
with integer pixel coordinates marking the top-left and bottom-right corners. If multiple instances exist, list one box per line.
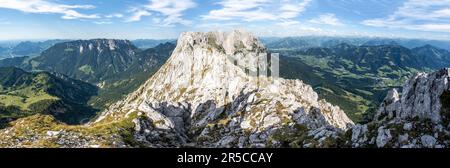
left=99, top=30, right=354, bottom=147
left=352, top=68, right=450, bottom=148
left=376, top=69, right=450, bottom=123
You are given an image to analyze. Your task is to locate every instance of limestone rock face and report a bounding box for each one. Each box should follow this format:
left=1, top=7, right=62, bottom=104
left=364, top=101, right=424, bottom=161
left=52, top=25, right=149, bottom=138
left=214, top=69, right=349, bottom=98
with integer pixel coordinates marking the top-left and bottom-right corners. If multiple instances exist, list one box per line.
left=376, top=69, right=450, bottom=123
left=351, top=69, right=450, bottom=148
left=98, top=30, right=354, bottom=147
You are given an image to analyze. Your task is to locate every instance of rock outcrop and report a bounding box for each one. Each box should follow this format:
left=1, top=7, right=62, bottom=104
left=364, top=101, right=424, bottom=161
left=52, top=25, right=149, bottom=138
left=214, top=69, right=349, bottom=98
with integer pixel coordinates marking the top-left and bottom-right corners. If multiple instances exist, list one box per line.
left=98, top=30, right=354, bottom=147
left=351, top=69, right=450, bottom=148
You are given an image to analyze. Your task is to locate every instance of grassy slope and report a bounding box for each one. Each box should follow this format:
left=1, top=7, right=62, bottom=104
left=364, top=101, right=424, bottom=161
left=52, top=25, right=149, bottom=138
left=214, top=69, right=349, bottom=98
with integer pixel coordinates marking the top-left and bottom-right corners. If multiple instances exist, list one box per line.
left=0, top=112, right=139, bottom=147
left=0, top=67, right=98, bottom=125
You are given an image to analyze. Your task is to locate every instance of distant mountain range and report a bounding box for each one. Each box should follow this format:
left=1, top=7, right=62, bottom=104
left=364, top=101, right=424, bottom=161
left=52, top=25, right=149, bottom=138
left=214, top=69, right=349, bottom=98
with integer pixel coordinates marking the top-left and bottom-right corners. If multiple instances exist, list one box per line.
left=27, top=39, right=140, bottom=83
left=277, top=43, right=450, bottom=121
left=0, top=39, right=175, bottom=115
left=0, top=39, right=175, bottom=59
left=0, top=40, right=69, bottom=59
left=301, top=43, right=450, bottom=71
left=131, top=39, right=176, bottom=49
left=12, top=40, right=61, bottom=56
left=263, top=36, right=450, bottom=51
left=3, top=36, right=447, bottom=59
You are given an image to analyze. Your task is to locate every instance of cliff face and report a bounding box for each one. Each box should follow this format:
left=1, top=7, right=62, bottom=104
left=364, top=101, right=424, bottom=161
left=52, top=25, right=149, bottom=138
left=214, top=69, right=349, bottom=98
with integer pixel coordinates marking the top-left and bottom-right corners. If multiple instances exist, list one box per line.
left=376, top=69, right=450, bottom=123
left=352, top=69, right=450, bottom=148
left=99, top=30, right=354, bottom=147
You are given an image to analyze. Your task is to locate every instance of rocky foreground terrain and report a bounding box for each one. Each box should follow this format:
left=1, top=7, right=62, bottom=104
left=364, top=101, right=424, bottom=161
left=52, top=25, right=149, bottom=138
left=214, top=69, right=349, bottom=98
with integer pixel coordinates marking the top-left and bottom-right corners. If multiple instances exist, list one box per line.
left=351, top=69, right=450, bottom=148
left=0, top=30, right=449, bottom=148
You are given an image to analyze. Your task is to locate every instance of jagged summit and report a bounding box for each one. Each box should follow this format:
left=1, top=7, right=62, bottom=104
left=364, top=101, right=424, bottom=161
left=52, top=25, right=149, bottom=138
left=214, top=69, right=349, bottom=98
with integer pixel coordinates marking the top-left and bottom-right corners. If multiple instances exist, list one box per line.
left=29, top=39, right=139, bottom=83
left=176, top=30, right=266, bottom=55
left=54, top=39, right=136, bottom=52
left=352, top=68, right=450, bottom=148
left=98, top=30, right=353, bottom=147
left=376, top=69, right=450, bottom=123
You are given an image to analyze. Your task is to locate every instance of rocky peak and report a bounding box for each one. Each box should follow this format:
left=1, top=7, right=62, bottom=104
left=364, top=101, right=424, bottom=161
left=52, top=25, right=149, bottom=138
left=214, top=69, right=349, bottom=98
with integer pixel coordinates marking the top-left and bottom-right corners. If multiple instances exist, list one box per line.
left=352, top=68, right=450, bottom=148
left=98, top=30, right=353, bottom=147
left=54, top=39, right=136, bottom=53
left=30, top=39, right=142, bottom=84
left=376, top=69, right=450, bottom=123
left=176, top=30, right=266, bottom=55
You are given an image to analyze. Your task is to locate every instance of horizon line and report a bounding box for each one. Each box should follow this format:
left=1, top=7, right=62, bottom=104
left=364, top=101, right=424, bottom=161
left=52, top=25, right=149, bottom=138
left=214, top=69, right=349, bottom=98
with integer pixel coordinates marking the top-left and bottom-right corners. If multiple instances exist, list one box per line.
left=1, top=34, right=450, bottom=42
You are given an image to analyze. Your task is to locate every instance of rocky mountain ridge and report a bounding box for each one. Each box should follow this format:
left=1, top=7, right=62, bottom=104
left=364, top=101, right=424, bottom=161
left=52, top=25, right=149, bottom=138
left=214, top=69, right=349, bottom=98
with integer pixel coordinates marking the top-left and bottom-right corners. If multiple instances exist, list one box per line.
left=97, top=30, right=353, bottom=147
left=27, top=39, right=139, bottom=83
left=0, top=30, right=449, bottom=148
left=351, top=68, right=450, bottom=148
left=0, top=39, right=176, bottom=110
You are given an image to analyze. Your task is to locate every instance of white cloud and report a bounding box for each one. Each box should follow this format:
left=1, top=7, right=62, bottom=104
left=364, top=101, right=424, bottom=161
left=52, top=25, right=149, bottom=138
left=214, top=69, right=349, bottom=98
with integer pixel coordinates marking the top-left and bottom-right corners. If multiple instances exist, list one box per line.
left=362, top=0, right=450, bottom=32
left=0, top=0, right=99, bottom=20
left=276, top=20, right=300, bottom=27
left=251, top=24, right=333, bottom=37
left=279, top=0, right=311, bottom=19
left=196, top=22, right=241, bottom=29
left=202, top=0, right=275, bottom=21
left=309, top=13, right=344, bottom=26
left=105, top=13, right=124, bottom=18
left=414, top=24, right=450, bottom=32
left=93, top=21, right=113, bottom=25
left=202, top=0, right=312, bottom=23
left=126, top=8, right=152, bottom=22
left=127, top=0, right=196, bottom=26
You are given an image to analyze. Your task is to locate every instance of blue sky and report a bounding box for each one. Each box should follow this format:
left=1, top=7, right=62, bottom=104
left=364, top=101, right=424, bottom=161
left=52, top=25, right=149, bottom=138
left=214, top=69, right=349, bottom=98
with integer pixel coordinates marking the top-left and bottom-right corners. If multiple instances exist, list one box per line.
left=0, top=0, right=449, bottom=40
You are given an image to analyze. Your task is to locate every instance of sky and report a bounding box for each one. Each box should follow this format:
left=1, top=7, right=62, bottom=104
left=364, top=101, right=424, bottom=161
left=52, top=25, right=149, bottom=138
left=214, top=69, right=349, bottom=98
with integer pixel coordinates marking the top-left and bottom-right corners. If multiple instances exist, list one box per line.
left=0, top=0, right=449, bottom=40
